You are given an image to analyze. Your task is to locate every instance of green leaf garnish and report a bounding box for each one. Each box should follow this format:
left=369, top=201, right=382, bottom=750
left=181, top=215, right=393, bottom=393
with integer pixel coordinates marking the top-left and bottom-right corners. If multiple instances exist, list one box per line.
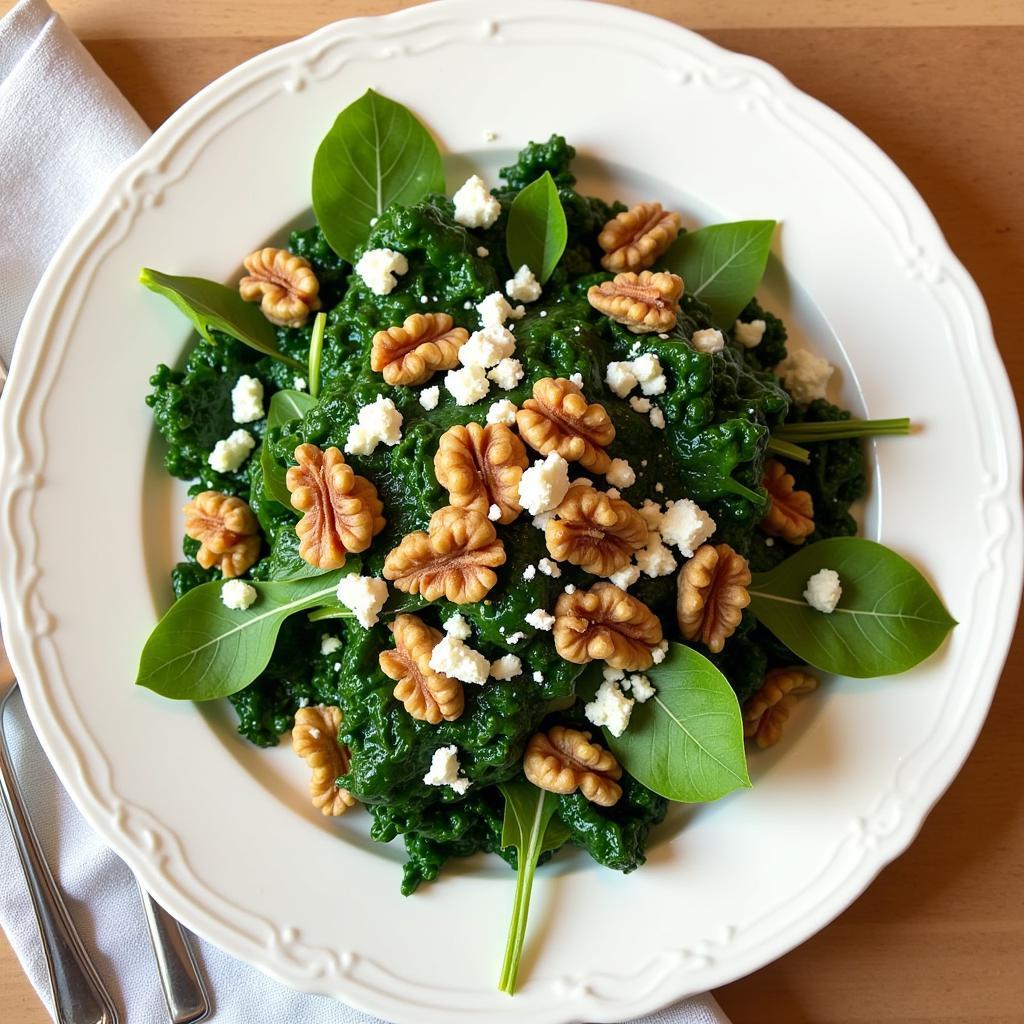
left=749, top=538, right=957, bottom=678
left=136, top=569, right=350, bottom=701
left=505, top=170, right=568, bottom=284
left=139, top=268, right=303, bottom=370
left=312, top=89, right=445, bottom=262
left=600, top=643, right=750, bottom=803
left=260, top=388, right=316, bottom=511
left=773, top=417, right=912, bottom=443
left=308, top=312, right=326, bottom=399
left=497, top=781, right=570, bottom=995
left=765, top=436, right=811, bottom=464
left=661, top=220, right=776, bottom=327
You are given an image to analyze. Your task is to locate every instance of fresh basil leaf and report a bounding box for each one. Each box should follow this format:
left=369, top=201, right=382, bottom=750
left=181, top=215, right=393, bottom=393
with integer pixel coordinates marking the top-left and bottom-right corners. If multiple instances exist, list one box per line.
left=308, top=312, right=326, bottom=399
left=260, top=388, right=316, bottom=511
left=601, top=643, right=750, bottom=803
left=505, top=170, right=568, bottom=284
left=497, top=781, right=570, bottom=995
left=312, top=89, right=445, bottom=262
left=661, top=220, right=776, bottom=327
left=136, top=569, right=349, bottom=701
left=749, top=538, right=957, bottom=678
left=139, top=268, right=303, bottom=369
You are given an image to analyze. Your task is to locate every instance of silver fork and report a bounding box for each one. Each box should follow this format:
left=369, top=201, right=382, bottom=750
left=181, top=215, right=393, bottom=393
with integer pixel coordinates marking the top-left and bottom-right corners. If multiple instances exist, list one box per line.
left=0, top=360, right=210, bottom=1023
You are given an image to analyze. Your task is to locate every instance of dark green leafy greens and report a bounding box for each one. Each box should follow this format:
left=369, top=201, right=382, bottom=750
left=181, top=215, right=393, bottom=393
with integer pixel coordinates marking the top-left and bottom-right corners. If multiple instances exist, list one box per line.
left=505, top=170, right=568, bottom=283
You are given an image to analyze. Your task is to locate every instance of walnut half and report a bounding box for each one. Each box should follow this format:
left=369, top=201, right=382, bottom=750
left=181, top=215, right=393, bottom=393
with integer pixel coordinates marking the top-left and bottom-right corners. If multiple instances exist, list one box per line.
left=554, top=582, right=663, bottom=671
left=239, top=247, right=320, bottom=328
left=291, top=705, right=356, bottom=816
left=517, top=377, right=616, bottom=474
left=744, top=667, right=819, bottom=749
left=434, top=422, right=527, bottom=524
left=183, top=490, right=260, bottom=578
left=677, top=543, right=751, bottom=653
left=545, top=484, right=648, bottom=577
left=761, top=459, right=815, bottom=544
left=379, top=614, right=465, bottom=724
left=371, top=312, right=469, bottom=386
left=383, top=506, right=506, bottom=604
left=587, top=270, right=684, bottom=334
left=598, top=202, right=682, bottom=273
left=524, top=726, right=622, bottom=807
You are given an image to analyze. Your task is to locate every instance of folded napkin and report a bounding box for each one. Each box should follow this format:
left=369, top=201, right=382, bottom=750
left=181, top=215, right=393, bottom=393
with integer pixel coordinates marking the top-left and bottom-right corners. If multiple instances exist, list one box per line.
left=0, top=3, right=730, bottom=1021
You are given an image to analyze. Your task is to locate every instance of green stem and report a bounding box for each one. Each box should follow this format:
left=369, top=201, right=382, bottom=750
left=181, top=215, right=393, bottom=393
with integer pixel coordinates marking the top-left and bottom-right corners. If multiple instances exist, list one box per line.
left=307, top=606, right=353, bottom=622
left=774, top=417, right=911, bottom=442
left=723, top=477, right=765, bottom=506
left=308, top=312, right=326, bottom=399
left=498, top=853, right=533, bottom=994
left=765, top=437, right=811, bottom=464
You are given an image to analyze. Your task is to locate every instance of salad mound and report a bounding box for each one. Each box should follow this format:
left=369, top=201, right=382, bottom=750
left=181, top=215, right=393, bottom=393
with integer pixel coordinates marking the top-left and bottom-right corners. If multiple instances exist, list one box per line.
left=138, top=92, right=954, bottom=992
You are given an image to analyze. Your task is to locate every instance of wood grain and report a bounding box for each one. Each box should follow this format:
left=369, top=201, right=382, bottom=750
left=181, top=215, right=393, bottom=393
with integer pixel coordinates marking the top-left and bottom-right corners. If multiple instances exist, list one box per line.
left=2, top=4, right=1022, bottom=1023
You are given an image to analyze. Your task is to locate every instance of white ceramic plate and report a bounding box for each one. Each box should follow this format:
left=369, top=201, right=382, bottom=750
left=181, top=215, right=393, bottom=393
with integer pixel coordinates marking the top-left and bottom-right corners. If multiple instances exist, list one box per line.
left=1, top=2, right=1020, bottom=1021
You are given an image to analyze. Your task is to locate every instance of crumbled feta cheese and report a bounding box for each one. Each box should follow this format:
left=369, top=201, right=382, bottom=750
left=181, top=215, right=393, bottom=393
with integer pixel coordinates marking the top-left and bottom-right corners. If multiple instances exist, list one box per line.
left=569, top=372, right=584, bottom=388
left=523, top=564, right=537, bottom=581
left=602, top=666, right=625, bottom=683
left=444, top=364, right=490, bottom=406
left=423, top=745, right=472, bottom=794
left=777, top=349, right=834, bottom=405
left=345, top=394, right=403, bottom=455
left=734, top=318, right=766, bottom=348
left=649, top=407, right=666, bottom=430
left=584, top=678, right=634, bottom=737
left=636, top=535, right=678, bottom=577
left=452, top=174, right=501, bottom=229
left=429, top=634, right=490, bottom=684
left=354, top=247, right=408, bottom=295
left=638, top=499, right=663, bottom=530
left=525, top=608, right=555, bottom=631
left=804, top=568, right=842, bottom=613
left=477, top=245, right=490, bottom=257
left=461, top=324, right=516, bottom=367
left=691, top=328, right=725, bottom=355
left=518, top=452, right=570, bottom=515
left=765, top=537, right=775, bottom=547
left=629, top=396, right=652, bottom=414
left=532, top=509, right=556, bottom=530
left=486, top=398, right=518, bottom=425
left=606, top=458, right=636, bottom=489
left=483, top=129, right=497, bottom=142
left=537, top=558, right=562, bottom=578
left=505, top=631, right=526, bottom=645
left=651, top=638, right=669, bottom=665
left=419, top=385, right=440, bottom=411
left=563, top=584, right=576, bottom=594
left=490, top=654, right=523, bottom=680
left=609, top=563, right=641, bottom=590
left=660, top=498, right=716, bottom=556
left=624, top=673, right=656, bottom=703
left=533, top=670, right=544, bottom=683
left=335, top=575, right=389, bottom=628
left=632, top=353, right=666, bottom=395
left=506, top=264, right=542, bottom=303
left=487, top=358, right=524, bottom=391
left=655, top=482, right=665, bottom=493
left=231, top=375, right=265, bottom=423
left=443, top=613, right=472, bottom=640
left=606, top=361, right=639, bottom=398
left=220, top=579, right=256, bottom=610
left=320, top=635, right=342, bottom=656
left=476, top=292, right=524, bottom=329
left=293, top=376, right=307, bottom=391
left=488, top=503, right=502, bottom=521
left=209, top=429, right=255, bottom=473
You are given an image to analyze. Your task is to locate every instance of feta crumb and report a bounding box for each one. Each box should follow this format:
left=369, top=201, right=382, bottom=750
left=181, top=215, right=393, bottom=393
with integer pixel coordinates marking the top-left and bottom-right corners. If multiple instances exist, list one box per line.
left=584, top=678, right=634, bottom=737
left=452, top=174, right=500, bottom=229
left=638, top=499, right=664, bottom=530
left=629, top=395, right=652, bottom=414
left=649, top=407, right=666, bottom=430
left=563, top=584, right=576, bottom=595
left=523, top=563, right=537, bottom=581
left=602, top=666, right=625, bottom=683
left=777, top=349, right=834, bottom=405
left=691, top=328, right=725, bottom=355
left=345, top=394, right=403, bottom=455
left=734, top=318, right=766, bottom=348
left=335, top=575, right=389, bottom=628
left=483, top=129, right=497, bottom=142
left=476, top=292, right=524, bottom=330
left=632, top=353, right=666, bottom=395
left=423, top=745, right=472, bottom=795
left=355, top=247, right=409, bottom=295
left=444, top=364, right=490, bottom=406
left=506, top=264, right=542, bottom=303
left=429, top=634, right=490, bottom=684
left=625, top=673, right=656, bottom=703
left=486, top=398, right=518, bottom=425
left=532, top=509, right=556, bottom=530
left=490, top=654, right=523, bottom=680
left=765, top=537, right=775, bottom=547
left=537, top=557, right=562, bottom=578
left=651, top=638, right=669, bottom=665
left=539, top=310, right=548, bottom=318
left=420, top=294, right=429, bottom=304
left=320, top=634, right=342, bottom=656
left=533, top=670, right=544, bottom=683
left=443, top=613, right=472, bottom=640
left=487, top=358, right=524, bottom=391
left=606, top=458, right=636, bottom=489
left=525, top=608, right=555, bottom=631
left=488, top=503, right=502, bottom=521
left=419, top=385, right=440, bottom=411
left=209, top=429, right=255, bottom=473
left=518, top=452, right=570, bottom=515
left=293, top=376, right=307, bottom=391
left=461, top=323, right=516, bottom=367
left=804, top=568, right=842, bottom=613
left=609, top=564, right=641, bottom=590
left=332, top=661, right=342, bottom=671
left=476, top=245, right=490, bottom=257
left=655, top=482, right=665, bottom=493
left=636, top=534, right=678, bottom=577
left=231, top=375, right=265, bottom=423
left=569, top=372, right=584, bottom=388
left=660, top=498, right=716, bottom=556
left=220, top=579, right=257, bottom=610
left=606, top=361, right=639, bottom=398
left=505, top=631, right=526, bottom=645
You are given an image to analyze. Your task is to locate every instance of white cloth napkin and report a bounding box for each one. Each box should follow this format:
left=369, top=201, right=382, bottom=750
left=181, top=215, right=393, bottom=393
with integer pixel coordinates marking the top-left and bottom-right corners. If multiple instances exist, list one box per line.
left=0, top=3, right=731, bottom=1021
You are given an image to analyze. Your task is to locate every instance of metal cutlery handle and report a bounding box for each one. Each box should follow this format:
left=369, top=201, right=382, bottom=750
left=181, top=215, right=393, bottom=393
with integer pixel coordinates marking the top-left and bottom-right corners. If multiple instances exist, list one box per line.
left=137, top=885, right=210, bottom=1024
left=0, top=726, right=118, bottom=1024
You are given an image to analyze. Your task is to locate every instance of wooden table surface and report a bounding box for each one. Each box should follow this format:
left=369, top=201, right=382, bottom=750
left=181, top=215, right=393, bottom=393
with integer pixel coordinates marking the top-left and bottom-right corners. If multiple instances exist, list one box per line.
left=2, top=1, right=1022, bottom=1021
